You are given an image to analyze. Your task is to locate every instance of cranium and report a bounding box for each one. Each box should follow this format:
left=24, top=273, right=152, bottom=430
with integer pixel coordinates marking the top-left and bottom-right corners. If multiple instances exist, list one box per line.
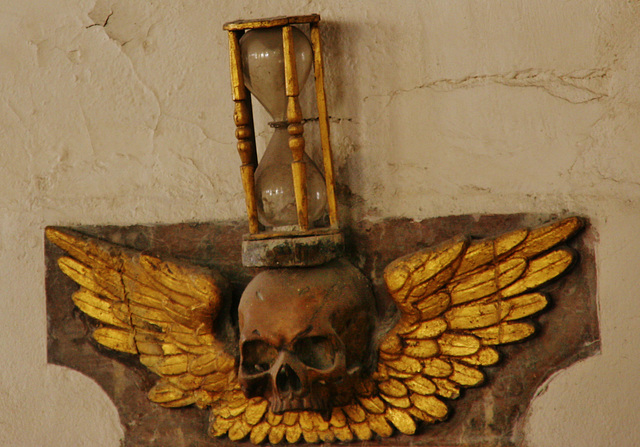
left=238, top=259, right=377, bottom=414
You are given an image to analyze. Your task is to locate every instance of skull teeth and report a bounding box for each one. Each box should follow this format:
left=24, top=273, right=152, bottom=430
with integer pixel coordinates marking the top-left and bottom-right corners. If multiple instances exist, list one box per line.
left=271, top=393, right=330, bottom=414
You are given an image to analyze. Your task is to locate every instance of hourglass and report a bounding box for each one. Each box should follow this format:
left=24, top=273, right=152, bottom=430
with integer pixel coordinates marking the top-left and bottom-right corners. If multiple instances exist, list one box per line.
left=224, top=15, right=343, bottom=267
left=241, top=26, right=327, bottom=228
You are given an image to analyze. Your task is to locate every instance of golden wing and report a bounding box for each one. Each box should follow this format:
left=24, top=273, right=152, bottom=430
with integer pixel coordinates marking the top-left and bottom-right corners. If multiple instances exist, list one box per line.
left=46, top=227, right=236, bottom=409
left=354, top=216, right=584, bottom=435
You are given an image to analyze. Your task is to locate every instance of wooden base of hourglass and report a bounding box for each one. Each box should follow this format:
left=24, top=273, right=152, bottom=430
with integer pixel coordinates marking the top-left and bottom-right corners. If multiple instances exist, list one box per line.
left=242, top=227, right=343, bottom=267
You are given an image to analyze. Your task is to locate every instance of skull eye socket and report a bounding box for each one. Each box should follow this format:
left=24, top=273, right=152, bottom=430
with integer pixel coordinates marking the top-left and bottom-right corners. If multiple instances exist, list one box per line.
left=293, top=336, right=335, bottom=370
left=242, top=340, right=277, bottom=375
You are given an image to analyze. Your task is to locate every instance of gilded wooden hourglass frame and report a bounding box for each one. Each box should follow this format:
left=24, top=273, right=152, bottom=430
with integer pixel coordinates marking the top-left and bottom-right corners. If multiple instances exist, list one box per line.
left=223, top=15, right=343, bottom=267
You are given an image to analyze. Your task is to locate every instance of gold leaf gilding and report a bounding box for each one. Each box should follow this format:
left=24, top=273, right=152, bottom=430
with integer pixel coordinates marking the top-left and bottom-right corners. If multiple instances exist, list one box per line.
left=405, top=376, right=437, bottom=395
left=210, top=416, right=234, bottom=437
left=349, top=422, right=373, bottom=441
left=422, top=358, right=453, bottom=377
left=378, top=378, right=408, bottom=397
left=318, top=429, right=336, bottom=442
left=380, top=394, right=411, bottom=408
left=228, top=420, right=251, bottom=441
left=410, top=394, right=448, bottom=419
left=283, top=411, right=298, bottom=426
left=368, top=414, right=393, bottom=437
left=332, top=424, right=353, bottom=442
left=405, top=318, right=448, bottom=339
left=358, top=395, right=386, bottom=414
left=449, top=361, right=484, bottom=387
left=457, top=347, right=500, bottom=366
left=504, top=293, right=548, bottom=320
left=268, top=424, right=286, bottom=444
left=343, top=403, right=366, bottom=423
left=249, top=421, right=270, bottom=444
left=404, top=339, right=439, bottom=358
left=445, top=301, right=505, bottom=330
left=473, top=322, right=535, bottom=345
left=438, top=333, right=480, bottom=356
left=501, top=249, right=573, bottom=297
left=385, top=407, right=416, bottom=435
left=432, top=378, right=460, bottom=399
left=302, top=429, right=319, bottom=443
left=93, top=327, right=136, bottom=354
left=386, top=355, right=422, bottom=374
left=244, top=399, right=268, bottom=425
left=329, top=408, right=347, bottom=427
left=285, top=425, right=302, bottom=443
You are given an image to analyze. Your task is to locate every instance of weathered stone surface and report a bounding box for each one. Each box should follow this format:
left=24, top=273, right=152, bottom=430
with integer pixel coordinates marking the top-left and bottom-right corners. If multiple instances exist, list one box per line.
left=46, top=214, right=598, bottom=446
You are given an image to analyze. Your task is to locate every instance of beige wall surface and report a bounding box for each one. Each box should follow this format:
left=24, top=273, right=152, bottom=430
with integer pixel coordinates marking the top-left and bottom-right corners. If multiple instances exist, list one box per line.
left=1, top=1, right=639, bottom=446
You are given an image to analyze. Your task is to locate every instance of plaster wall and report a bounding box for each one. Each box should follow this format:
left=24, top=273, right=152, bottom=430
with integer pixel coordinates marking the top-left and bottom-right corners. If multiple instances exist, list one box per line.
left=0, top=1, right=638, bottom=446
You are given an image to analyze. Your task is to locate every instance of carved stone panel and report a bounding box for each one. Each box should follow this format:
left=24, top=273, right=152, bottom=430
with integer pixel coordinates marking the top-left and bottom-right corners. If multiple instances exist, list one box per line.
left=46, top=214, right=598, bottom=446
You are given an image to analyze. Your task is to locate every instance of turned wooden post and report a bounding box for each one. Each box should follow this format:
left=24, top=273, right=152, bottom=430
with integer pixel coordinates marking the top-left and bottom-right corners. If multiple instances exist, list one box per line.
left=310, top=22, right=339, bottom=229
left=227, top=30, right=260, bottom=234
left=282, top=25, right=309, bottom=231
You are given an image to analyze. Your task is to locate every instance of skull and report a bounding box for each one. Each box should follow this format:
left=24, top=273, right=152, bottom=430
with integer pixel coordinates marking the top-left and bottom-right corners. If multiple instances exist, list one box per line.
left=238, top=259, right=377, bottom=414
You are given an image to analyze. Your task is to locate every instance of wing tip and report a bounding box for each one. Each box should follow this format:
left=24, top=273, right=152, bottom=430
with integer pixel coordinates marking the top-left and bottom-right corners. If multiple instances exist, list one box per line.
left=560, top=215, right=586, bottom=236
left=93, top=327, right=137, bottom=354
left=45, top=226, right=70, bottom=247
left=543, top=215, right=586, bottom=242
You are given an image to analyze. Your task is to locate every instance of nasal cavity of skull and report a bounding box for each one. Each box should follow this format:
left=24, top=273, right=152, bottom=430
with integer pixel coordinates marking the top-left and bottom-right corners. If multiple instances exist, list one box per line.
left=276, top=364, right=302, bottom=392
left=242, top=340, right=277, bottom=374
left=294, top=336, right=335, bottom=370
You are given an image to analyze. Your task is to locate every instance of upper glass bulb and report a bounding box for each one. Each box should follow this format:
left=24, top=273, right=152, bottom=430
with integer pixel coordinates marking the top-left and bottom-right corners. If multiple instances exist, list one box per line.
left=240, top=27, right=313, bottom=121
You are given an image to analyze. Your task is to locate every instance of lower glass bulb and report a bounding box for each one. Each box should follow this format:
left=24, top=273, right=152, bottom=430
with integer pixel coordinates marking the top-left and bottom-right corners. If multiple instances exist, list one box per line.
left=255, top=128, right=327, bottom=228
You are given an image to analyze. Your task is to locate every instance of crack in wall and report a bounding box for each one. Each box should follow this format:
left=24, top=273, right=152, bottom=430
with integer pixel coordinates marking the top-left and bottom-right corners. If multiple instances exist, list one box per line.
left=593, top=166, right=640, bottom=188
left=367, top=68, right=610, bottom=106
left=161, top=112, right=231, bottom=146
left=86, top=10, right=112, bottom=29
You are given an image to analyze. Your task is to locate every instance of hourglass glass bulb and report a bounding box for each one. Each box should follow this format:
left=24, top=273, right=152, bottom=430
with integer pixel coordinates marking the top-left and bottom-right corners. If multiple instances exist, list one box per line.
left=254, top=127, right=328, bottom=227
left=240, top=27, right=313, bottom=121
left=240, top=27, right=328, bottom=228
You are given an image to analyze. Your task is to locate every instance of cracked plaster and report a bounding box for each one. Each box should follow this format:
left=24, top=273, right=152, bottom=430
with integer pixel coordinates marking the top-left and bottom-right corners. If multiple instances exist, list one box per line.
left=2, top=0, right=640, bottom=446
left=365, top=68, right=609, bottom=106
